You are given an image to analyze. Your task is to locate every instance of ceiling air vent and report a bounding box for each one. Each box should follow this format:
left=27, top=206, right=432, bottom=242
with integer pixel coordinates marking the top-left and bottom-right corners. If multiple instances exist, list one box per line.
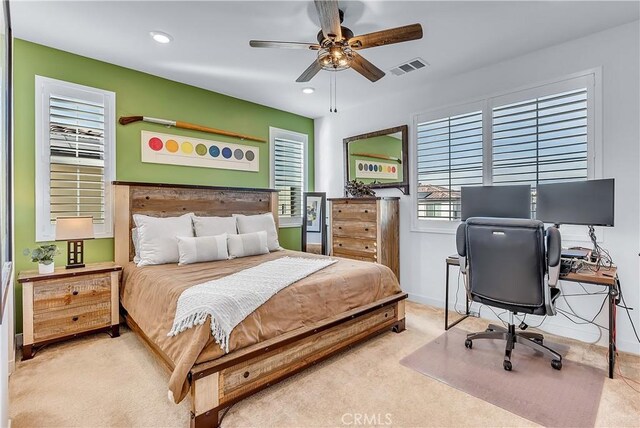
left=390, top=58, right=429, bottom=76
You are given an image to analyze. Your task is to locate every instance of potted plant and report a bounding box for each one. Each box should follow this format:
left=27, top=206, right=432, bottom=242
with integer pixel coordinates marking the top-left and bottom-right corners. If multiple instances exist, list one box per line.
left=24, top=245, right=59, bottom=274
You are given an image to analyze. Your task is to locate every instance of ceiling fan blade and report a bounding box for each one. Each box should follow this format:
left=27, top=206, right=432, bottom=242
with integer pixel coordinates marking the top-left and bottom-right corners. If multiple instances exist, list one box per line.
left=249, top=40, right=321, bottom=50
left=350, top=53, right=385, bottom=82
left=349, top=23, right=423, bottom=50
left=314, top=0, right=342, bottom=40
left=296, top=60, right=323, bottom=82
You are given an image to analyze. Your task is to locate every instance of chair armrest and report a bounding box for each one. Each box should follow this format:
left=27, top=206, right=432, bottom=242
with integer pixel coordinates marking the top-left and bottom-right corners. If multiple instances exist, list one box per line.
left=456, top=223, right=467, bottom=274
left=546, top=226, right=561, bottom=289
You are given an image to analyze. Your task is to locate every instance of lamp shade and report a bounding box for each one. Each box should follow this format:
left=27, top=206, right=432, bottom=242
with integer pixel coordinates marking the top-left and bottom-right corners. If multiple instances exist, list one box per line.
left=55, top=216, right=95, bottom=241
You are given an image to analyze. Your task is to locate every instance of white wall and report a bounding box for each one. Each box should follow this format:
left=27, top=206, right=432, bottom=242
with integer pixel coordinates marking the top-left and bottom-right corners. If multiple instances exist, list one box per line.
left=315, top=21, right=640, bottom=354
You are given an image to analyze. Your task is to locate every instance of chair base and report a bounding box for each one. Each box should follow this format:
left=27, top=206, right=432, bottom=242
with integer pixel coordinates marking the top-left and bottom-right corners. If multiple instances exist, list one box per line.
left=464, top=323, right=563, bottom=371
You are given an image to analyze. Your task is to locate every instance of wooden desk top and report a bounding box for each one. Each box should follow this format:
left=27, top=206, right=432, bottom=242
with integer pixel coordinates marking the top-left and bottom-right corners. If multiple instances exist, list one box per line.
left=561, top=266, right=617, bottom=287
left=17, top=262, right=122, bottom=283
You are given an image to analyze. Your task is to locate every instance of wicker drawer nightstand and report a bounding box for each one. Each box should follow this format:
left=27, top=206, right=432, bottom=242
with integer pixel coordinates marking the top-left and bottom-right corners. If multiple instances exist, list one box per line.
left=17, top=262, right=122, bottom=360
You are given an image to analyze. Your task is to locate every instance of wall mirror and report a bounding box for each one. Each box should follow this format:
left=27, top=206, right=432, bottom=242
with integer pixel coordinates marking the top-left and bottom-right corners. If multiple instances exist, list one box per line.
left=343, top=125, right=409, bottom=195
left=301, top=192, right=327, bottom=255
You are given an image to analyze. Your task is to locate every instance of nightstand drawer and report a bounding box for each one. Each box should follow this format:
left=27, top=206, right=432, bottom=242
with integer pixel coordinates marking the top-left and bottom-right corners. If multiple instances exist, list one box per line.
left=33, top=301, right=111, bottom=342
left=33, top=273, right=111, bottom=313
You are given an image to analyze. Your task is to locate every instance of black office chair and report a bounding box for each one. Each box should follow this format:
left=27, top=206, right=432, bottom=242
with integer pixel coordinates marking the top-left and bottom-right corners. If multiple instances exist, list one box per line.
left=456, top=217, right=563, bottom=371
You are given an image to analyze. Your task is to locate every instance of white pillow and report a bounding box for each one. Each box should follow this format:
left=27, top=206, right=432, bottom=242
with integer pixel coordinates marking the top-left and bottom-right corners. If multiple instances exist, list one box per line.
left=132, top=228, right=141, bottom=264
left=133, top=213, right=194, bottom=266
left=233, top=213, right=280, bottom=251
left=192, top=215, right=237, bottom=237
left=227, top=231, right=269, bottom=258
left=177, top=234, right=228, bottom=265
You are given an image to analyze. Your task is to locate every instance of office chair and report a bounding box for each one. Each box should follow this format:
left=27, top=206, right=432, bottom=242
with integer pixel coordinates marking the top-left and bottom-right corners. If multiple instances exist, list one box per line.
left=457, top=217, right=563, bottom=371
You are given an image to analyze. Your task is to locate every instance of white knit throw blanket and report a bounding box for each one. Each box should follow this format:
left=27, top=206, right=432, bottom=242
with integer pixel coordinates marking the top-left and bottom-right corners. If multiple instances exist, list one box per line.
left=168, top=257, right=337, bottom=352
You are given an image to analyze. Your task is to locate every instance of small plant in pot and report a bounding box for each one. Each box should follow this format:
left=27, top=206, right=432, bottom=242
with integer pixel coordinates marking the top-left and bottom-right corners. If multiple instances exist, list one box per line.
left=24, top=245, right=59, bottom=274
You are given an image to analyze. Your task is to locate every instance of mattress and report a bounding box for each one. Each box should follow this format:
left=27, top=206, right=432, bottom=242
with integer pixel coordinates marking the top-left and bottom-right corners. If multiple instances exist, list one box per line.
left=120, top=249, right=402, bottom=403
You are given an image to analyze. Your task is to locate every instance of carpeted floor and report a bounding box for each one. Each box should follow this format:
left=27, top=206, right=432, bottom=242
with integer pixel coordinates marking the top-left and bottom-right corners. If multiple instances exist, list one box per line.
left=9, top=302, right=640, bottom=427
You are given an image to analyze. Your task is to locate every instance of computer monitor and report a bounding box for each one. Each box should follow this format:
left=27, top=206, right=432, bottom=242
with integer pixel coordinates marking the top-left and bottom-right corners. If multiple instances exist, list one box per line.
left=461, top=185, right=532, bottom=221
left=536, top=179, right=615, bottom=227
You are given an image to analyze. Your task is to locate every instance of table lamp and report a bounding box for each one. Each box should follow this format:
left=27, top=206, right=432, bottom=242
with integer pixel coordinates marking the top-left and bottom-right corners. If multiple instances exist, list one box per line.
left=55, top=216, right=95, bottom=269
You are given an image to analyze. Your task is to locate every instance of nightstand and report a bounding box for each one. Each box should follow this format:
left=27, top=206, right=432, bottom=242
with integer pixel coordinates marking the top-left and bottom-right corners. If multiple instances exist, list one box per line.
left=17, top=262, right=122, bottom=360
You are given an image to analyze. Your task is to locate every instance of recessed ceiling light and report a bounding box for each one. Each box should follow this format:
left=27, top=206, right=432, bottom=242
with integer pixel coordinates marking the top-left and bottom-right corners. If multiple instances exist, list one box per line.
left=150, top=31, right=173, bottom=44
left=302, top=87, right=315, bottom=94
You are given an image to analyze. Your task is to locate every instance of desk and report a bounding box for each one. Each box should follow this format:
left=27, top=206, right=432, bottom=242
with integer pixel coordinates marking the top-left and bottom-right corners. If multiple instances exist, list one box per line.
left=561, top=266, right=619, bottom=378
left=443, top=255, right=620, bottom=379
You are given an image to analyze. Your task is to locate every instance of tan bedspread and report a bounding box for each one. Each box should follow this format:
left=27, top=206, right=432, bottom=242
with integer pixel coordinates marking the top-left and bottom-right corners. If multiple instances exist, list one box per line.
left=120, top=250, right=402, bottom=403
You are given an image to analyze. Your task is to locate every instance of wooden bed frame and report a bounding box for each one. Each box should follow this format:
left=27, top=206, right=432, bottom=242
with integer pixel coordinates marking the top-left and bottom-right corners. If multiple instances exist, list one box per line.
left=113, top=181, right=407, bottom=428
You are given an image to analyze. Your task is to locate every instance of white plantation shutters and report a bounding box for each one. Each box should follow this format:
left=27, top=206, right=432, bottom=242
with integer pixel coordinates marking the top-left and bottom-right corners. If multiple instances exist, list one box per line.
left=35, top=77, right=115, bottom=241
left=492, top=88, right=589, bottom=187
left=416, top=110, right=483, bottom=220
left=270, top=128, right=308, bottom=227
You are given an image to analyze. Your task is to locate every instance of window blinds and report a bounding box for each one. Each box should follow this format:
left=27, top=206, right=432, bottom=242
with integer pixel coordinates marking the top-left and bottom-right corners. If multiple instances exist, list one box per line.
left=274, top=137, right=304, bottom=220
left=48, top=95, right=105, bottom=224
left=492, top=88, right=588, bottom=187
left=416, top=111, right=483, bottom=220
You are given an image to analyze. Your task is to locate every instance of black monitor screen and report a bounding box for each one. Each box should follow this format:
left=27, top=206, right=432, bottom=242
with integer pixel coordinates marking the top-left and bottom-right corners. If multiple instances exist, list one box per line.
left=461, top=185, right=532, bottom=221
left=536, top=179, right=615, bottom=226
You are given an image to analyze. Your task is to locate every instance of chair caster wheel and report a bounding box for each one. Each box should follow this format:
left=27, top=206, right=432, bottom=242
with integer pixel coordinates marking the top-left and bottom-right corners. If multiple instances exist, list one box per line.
left=503, top=360, right=512, bottom=371
left=533, top=338, right=543, bottom=345
left=465, top=339, right=473, bottom=349
left=551, top=359, right=562, bottom=370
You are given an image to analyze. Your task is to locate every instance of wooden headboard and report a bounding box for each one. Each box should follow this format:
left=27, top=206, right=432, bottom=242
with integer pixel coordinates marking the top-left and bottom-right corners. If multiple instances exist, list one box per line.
left=113, top=181, right=279, bottom=265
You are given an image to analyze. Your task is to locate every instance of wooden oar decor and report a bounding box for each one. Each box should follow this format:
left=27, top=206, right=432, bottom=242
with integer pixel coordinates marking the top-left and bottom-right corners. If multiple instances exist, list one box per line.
left=351, top=152, right=402, bottom=163
left=118, top=116, right=266, bottom=143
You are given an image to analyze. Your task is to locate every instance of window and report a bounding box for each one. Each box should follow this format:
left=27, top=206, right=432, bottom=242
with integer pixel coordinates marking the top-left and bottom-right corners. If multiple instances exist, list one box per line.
left=270, top=127, right=308, bottom=227
left=416, top=110, right=483, bottom=220
left=35, top=77, right=115, bottom=241
left=413, top=72, right=596, bottom=225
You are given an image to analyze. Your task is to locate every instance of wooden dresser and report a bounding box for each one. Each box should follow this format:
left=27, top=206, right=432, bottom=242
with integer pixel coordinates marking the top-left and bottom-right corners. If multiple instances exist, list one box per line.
left=17, top=262, right=122, bottom=360
left=329, top=197, right=400, bottom=280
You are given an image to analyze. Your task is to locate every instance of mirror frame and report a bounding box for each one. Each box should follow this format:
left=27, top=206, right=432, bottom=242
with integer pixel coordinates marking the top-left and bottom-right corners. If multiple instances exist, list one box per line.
left=301, top=192, right=327, bottom=255
left=343, top=125, right=409, bottom=195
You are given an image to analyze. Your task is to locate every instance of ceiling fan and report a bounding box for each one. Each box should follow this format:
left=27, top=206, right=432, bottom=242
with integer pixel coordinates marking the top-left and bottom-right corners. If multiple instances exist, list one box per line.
left=249, top=0, right=423, bottom=83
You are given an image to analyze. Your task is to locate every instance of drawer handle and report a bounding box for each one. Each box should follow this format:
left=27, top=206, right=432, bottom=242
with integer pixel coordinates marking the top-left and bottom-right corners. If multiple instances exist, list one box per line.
left=339, top=243, right=342, bottom=247
left=365, top=246, right=369, bottom=249
left=364, top=228, right=369, bottom=231
left=72, top=290, right=79, bottom=296
left=338, top=209, right=342, bottom=213
left=338, top=226, right=342, bottom=229
left=243, top=371, right=250, bottom=379
left=364, top=210, right=369, bottom=213
left=72, top=316, right=79, bottom=322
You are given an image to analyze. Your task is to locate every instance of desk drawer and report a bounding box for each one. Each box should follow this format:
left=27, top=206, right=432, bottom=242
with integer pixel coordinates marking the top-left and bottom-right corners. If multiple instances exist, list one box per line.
left=332, top=220, right=377, bottom=239
left=332, top=202, right=377, bottom=222
left=33, top=273, right=111, bottom=313
left=33, top=301, right=111, bottom=342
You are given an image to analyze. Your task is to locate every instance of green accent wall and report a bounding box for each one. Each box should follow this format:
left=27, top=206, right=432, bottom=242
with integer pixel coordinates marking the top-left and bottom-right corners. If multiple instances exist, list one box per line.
left=348, top=134, right=403, bottom=184
left=13, top=39, right=314, bottom=333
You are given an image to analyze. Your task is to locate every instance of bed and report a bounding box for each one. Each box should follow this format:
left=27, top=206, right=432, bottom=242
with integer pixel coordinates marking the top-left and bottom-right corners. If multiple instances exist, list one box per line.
left=114, top=181, right=407, bottom=428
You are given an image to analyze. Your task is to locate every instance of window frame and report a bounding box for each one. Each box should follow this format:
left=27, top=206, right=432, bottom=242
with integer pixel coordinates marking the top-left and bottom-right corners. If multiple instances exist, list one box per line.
left=269, top=126, right=309, bottom=228
left=35, top=76, right=116, bottom=242
left=411, top=69, right=601, bottom=236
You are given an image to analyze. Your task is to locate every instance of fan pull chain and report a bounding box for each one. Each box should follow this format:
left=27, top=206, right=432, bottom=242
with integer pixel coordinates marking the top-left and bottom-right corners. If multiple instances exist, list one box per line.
left=329, top=72, right=338, bottom=113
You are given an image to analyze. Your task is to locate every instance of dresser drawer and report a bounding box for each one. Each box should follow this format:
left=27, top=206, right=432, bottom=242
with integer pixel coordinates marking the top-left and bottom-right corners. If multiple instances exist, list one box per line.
left=33, top=301, right=111, bottom=342
left=332, top=220, right=377, bottom=239
left=332, top=250, right=377, bottom=263
left=333, top=236, right=377, bottom=256
left=33, top=273, right=111, bottom=313
left=332, top=202, right=377, bottom=222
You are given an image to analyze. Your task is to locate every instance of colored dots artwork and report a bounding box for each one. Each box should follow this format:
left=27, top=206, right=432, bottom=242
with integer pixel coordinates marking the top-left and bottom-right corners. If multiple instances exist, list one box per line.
left=354, top=158, right=398, bottom=180
left=141, top=131, right=259, bottom=172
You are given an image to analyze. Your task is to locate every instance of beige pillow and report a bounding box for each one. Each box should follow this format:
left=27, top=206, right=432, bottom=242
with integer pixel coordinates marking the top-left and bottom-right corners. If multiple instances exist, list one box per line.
left=132, top=213, right=194, bottom=266
left=233, top=213, right=280, bottom=251
left=227, top=231, right=269, bottom=258
left=177, top=234, right=229, bottom=265
left=192, top=215, right=237, bottom=237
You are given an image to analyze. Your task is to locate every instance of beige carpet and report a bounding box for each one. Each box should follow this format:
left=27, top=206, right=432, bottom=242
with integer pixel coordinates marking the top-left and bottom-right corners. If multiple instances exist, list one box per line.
left=9, top=302, right=640, bottom=427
